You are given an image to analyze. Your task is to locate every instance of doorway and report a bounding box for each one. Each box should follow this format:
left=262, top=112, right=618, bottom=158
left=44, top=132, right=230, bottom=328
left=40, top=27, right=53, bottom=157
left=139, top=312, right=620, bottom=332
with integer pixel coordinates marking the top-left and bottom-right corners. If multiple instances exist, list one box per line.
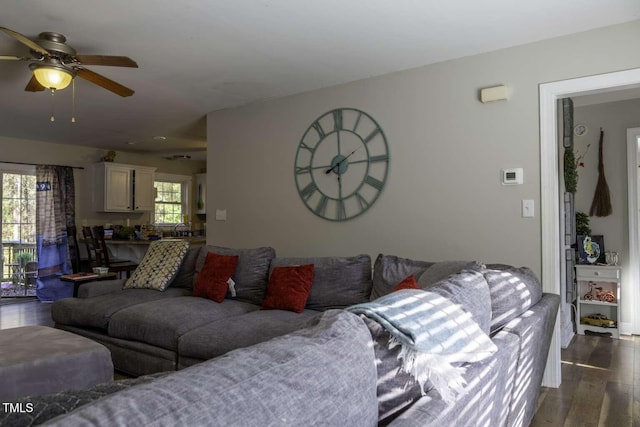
left=0, top=165, right=37, bottom=298
left=539, top=68, right=640, bottom=388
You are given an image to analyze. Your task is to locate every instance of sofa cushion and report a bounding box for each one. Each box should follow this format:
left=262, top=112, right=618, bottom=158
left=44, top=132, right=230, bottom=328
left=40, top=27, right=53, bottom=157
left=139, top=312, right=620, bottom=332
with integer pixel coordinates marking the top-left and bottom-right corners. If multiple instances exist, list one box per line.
left=371, top=254, right=434, bottom=300
left=420, top=269, right=492, bottom=334
left=45, top=311, right=378, bottom=427
left=417, top=260, right=482, bottom=288
left=170, top=244, right=203, bottom=289
left=393, top=275, right=419, bottom=291
left=195, top=245, right=276, bottom=305
left=270, top=255, right=372, bottom=311
left=481, top=264, right=543, bottom=332
left=193, top=252, right=239, bottom=303
left=262, top=264, right=314, bottom=313
left=179, top=309, right=322, bottom=361
left=51, top=287, right=191, bottom=330
left=124, top=240, right=190, bottom=291
left=108, top=297, right=259, bottom=351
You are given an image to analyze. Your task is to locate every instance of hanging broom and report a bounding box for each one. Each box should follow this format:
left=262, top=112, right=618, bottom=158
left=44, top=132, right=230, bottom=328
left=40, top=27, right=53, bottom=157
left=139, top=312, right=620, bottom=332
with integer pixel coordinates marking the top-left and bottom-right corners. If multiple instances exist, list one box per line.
left=589, top=128, right=612, bottom=217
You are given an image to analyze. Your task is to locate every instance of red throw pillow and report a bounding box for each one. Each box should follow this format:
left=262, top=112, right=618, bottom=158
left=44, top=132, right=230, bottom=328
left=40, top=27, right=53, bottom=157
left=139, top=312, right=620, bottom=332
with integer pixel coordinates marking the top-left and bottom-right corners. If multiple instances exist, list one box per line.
left=262, top=264, right=314, bottom=313
left=393, top=275, right=419, bottom=291
left=193, top=252, right=239, bottom=303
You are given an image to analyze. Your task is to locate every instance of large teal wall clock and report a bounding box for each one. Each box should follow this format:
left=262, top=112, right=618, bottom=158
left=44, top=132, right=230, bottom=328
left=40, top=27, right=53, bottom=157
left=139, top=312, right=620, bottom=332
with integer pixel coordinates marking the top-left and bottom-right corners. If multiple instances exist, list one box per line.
left=294, top=108, right=389, bottom=221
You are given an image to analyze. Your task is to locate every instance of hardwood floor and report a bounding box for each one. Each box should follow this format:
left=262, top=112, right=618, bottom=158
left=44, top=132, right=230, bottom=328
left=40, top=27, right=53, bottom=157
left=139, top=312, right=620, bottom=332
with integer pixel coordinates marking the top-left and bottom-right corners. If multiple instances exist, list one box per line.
left=0, top=299, right=53, bottom=330
left=1, top=300, right=638, bottom=425
left=532, top=334, right=640, bottom=426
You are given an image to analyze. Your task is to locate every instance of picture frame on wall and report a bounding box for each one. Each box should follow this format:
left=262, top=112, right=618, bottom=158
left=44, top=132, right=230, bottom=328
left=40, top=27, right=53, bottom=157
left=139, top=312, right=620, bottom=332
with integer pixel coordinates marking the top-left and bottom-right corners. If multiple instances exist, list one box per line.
left=577, top=234, right=605, bottom=264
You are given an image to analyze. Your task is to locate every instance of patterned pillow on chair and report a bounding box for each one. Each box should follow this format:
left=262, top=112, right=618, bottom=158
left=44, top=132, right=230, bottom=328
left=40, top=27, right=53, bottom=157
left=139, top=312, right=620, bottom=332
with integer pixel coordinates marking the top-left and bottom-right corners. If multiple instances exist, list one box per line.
left=124, top=240, right=190, bottom=291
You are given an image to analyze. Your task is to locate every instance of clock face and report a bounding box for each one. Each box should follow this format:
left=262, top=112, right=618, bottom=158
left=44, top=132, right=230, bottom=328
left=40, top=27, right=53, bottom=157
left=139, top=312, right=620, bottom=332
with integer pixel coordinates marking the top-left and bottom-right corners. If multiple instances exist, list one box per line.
left=294, top=108, right=389, bottom=221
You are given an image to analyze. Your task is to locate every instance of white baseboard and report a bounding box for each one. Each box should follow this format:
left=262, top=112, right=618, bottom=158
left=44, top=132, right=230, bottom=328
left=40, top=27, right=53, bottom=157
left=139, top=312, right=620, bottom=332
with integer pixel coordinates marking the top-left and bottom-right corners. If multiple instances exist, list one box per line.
left=620, top=322, right=632, bottom=336
left=561, top=330, right=575, bottom=348
left=560, top=303, right=575, bottom=348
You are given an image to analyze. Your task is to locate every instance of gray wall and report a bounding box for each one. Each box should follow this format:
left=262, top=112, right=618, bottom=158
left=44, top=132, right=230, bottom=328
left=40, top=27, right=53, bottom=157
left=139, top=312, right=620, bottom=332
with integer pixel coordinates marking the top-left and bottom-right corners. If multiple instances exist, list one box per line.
left=206, top=20, right=640, bottom=276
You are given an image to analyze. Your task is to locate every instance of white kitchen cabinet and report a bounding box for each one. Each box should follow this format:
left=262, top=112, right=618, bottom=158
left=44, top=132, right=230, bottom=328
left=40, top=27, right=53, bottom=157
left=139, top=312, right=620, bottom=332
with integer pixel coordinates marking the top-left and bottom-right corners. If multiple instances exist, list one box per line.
left=575, top=264, right=621, bottom=339
left=95, top=162, right=156, bottom=212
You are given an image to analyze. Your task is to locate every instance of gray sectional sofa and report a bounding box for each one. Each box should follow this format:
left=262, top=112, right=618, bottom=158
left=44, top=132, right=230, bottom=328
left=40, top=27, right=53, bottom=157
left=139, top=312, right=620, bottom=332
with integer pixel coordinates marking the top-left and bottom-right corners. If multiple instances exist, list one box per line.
left=41, top=244, right=559, bottom=427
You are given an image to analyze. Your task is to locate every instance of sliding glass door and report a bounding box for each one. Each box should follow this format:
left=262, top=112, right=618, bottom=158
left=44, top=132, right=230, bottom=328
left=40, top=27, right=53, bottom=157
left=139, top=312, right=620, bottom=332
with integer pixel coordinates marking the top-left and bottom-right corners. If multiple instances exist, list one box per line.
left=0, top=166, right=36, bottom=297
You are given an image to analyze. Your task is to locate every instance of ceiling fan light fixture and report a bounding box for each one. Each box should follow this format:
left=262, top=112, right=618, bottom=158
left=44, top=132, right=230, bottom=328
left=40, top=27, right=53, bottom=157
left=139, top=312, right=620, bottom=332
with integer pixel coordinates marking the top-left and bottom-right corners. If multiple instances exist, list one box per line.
left=31, top=64, right=74, bottom=90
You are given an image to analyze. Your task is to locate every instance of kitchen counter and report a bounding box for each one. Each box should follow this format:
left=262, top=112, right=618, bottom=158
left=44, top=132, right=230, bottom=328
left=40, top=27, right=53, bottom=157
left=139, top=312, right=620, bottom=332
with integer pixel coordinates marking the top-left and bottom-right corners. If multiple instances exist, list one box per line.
left=104, top=237, right=206, bottom=245
left=81, top=237, right=206, bottom=264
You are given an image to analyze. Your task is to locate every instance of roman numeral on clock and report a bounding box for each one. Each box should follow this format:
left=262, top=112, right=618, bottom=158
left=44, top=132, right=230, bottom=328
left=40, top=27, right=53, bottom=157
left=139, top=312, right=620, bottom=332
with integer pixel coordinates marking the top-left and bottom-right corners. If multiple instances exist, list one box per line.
left=300, top=182, right=317, bottom=200
left=356, top=192, right=370, bottom=210
left=312, top=122, right=325, bottom=139
left=295, top=166, right=311, bottom=175
left=315, top=195, right=328, bottom=216
left=337, top=200, right=346, bottom=220
left=332, top=109, right=342, bottom=131
left=365, top=175, right=384, bottom=191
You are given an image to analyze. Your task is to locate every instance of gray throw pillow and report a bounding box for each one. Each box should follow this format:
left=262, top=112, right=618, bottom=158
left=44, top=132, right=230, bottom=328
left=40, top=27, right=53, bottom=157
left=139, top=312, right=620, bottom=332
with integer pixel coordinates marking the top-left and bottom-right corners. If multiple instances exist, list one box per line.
left=420, top=269, right=492, bottom=334
left=170, top=244, right=203, bottom=289
left=270, top=255, right=372, bottom=311
left=371, top=254, right=434, bottom=300
left=194, top=245, right=276, bottom=305
left=417, top=260, right=482, bottom=289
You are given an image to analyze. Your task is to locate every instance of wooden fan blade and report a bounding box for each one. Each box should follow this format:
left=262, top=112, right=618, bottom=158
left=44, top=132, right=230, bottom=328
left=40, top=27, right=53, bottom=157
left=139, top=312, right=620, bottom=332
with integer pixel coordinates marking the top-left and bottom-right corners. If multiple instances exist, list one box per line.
left=0, top=55, right=28, bottom=61
left=75, top=55, right=138, bottom=68
left=25, top=75, right=46, bottom=92
left=0, top=27, right=49, bottom=56
left=76, top=68, right=134, bottom=97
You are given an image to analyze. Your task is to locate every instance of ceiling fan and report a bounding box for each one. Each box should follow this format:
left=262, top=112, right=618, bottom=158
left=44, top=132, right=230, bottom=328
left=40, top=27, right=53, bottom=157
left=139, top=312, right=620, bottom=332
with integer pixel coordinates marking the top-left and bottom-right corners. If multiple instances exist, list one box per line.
left=0, top=27, right=137, bottom=97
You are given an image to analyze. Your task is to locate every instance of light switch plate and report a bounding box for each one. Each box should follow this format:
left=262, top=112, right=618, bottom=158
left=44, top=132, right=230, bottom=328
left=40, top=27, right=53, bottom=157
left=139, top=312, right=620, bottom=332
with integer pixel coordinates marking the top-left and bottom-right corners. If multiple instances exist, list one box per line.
left=215, top=209, right=227, bottom=221
left=522, top=200, right=534, bottom=217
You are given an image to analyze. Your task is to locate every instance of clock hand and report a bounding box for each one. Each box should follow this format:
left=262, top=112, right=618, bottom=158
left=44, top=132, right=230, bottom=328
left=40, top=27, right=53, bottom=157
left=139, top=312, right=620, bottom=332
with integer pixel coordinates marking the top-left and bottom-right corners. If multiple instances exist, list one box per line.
left=325, top=147, right=361, bottom=174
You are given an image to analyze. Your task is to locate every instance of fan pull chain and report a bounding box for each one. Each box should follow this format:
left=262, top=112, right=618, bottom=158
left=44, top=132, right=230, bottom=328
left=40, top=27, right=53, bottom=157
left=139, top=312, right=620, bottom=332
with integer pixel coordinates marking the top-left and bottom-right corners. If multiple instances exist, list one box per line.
left=71, top=79, right=76, bottom=123
left=50, top=88, right=56, bottom=122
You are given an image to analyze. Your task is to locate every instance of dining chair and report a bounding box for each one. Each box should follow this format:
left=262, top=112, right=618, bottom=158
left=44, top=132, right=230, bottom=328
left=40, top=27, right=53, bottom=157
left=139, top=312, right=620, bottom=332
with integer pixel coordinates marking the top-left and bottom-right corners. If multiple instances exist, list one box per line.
left=91, top=226, right=139, bottom=278
left=67, top=225, right=88, bottom=273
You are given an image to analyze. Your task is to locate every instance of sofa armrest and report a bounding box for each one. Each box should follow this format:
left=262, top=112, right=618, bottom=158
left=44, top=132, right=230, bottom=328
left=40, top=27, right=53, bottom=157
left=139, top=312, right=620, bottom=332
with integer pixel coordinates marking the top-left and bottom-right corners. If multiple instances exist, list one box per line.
left=77, top=279, right=126, bottom=298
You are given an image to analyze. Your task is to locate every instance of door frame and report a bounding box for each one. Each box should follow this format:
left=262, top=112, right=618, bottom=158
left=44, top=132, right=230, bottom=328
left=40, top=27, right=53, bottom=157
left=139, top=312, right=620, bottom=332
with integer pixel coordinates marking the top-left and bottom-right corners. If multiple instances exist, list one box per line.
left=540, top=67, right=640, bottom=388
left=627, top=128, right=640, bottom=334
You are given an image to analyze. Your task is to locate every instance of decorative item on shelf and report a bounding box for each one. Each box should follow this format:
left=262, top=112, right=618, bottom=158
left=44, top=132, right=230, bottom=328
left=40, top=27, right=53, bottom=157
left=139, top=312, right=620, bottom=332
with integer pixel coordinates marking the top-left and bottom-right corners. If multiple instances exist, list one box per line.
left=605, top=251, right=619, bottom=266
left=116, top=226, right=135, bottom=240
left=577, top=235, right=605, bottom=264
left=580, top=313, right=616, bottom=328
left=583, top=282, right=616, bottom=303
left=101, top=150, right=116, bottom=162
left=575, top=211, right=591, bottom=236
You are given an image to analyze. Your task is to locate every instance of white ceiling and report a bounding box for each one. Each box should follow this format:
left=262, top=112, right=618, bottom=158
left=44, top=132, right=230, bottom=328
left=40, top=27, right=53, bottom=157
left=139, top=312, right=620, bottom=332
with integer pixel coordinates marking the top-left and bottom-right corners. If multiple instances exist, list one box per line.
left=1, top=0, right=639, bottom=160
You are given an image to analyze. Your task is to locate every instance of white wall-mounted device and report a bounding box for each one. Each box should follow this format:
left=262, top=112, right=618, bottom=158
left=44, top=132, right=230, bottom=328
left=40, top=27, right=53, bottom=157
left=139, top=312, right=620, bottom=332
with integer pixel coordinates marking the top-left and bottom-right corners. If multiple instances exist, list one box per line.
left=501, top=168, right=523, bottom=185
left=480, top=85, right=510, bottom=103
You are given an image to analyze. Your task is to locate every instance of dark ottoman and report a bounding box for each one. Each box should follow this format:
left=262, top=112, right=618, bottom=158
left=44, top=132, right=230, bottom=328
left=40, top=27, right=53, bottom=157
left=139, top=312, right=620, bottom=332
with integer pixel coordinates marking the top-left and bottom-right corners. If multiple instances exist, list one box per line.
left=0, top=326, right=113, bottom=400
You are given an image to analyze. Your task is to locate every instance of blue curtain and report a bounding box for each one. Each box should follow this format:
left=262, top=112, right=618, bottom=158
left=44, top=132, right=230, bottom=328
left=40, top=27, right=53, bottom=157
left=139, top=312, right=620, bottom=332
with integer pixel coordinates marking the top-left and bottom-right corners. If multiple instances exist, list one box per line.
left=35, top=166, right=75, bottom=302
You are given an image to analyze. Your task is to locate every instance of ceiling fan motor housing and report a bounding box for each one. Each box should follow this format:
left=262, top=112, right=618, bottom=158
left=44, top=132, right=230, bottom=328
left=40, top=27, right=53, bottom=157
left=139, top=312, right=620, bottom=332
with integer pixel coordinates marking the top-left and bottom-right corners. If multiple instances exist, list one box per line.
left=34, top=32, right=77, bottom=59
